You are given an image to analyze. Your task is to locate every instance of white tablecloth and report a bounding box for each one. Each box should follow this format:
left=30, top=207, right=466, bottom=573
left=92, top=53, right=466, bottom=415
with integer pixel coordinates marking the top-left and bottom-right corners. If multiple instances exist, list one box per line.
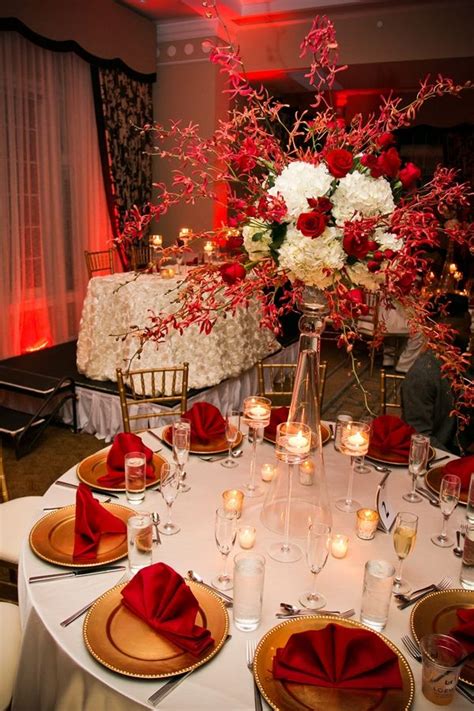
left=14, top=434, right=472, bottom=710
left=76, top=273, right=278, bottom=392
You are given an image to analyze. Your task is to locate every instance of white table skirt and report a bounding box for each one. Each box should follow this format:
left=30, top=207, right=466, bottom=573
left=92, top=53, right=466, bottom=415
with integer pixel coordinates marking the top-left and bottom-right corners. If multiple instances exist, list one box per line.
left=14, top=434, right=471, bottom=710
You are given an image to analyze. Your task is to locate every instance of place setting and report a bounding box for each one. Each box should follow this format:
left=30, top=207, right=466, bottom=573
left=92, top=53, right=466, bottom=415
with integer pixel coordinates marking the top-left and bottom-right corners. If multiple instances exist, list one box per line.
left=365, top=415, right=436, bottom=467
left=160, top=402, right=244, bottom=456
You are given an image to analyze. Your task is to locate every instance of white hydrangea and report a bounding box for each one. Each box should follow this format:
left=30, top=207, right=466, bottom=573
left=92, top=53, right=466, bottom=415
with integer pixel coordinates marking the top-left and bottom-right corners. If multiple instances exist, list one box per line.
left=277, top=226, right=345, bottom=288
left=268, top=161, right=333, bottom=218
left=346, top=262, right=384, bottom=291
left=242, top=221, right=273, bottom=261
left=374, top=228, right=403, bottom=252
left=331, top=172, right=395, bottom=224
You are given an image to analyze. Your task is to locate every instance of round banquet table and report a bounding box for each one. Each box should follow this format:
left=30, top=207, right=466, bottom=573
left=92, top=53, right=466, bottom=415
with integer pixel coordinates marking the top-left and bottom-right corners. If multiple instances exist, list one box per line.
left=14, top=429, right=473, bottom=710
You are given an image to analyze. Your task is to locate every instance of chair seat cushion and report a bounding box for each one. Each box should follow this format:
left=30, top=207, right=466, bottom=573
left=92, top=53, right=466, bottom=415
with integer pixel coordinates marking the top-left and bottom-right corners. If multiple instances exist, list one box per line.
left=0, top=601, right=21, bottom=710
left=0, top=497, right=42, bottom=564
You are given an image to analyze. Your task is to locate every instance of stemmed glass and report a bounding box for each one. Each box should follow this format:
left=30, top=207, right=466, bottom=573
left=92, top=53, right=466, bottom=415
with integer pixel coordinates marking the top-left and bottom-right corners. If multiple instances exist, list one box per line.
left=403, top=433, right=430, bottom=503
left=172, top=420, right=191, bottom=493
left=221, top=409, right=240, bottom=469
left=158, top=462, right=180, bottom=535
left=242, top=396, right=271, bottom=498
left=299, top=522, right=331, bottom=609
left=335, top=421, right=370, bottom=512
left=392, top=511, right=418, bottom=594
left=213, top=507, right=237, bottom=591
left=353, top=416, right=373, bottom=474
left=432, top=474, right=461, bottom=547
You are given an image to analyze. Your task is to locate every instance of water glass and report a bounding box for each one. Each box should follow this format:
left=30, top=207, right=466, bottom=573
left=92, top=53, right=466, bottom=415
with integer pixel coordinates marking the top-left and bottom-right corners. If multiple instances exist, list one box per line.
left=420, top=634, right=466, bottom=705
left=233, top=552, right=265, bottom=632
left=460, top=522, right=474, bottom=590
left=124, top=451, right=146, bottom=504
left=127, top=512, right=153, bottom=574
left=334, top=413, right=352, bottom=452
left=360, top=559, right=395, bottom=631
left=466, top=474, right=474, bottom=524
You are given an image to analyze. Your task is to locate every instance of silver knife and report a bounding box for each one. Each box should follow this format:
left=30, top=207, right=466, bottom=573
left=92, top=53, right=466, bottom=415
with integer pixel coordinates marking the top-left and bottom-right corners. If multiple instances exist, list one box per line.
left=55, top=480, right=120, bottom=499
left=29, top=565, right=126, bottom=583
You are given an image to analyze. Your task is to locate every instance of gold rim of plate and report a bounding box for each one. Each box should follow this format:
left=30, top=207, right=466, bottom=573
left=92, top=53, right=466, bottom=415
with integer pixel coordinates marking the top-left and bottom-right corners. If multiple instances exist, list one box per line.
left=254, top=616, right=415, bottom=711
left=367, top=445, right=436, bottom=467
left=410, top=589, right=474, bottom=685
left=162, top=425, right=243, bottom=454
left=264, top=423, right=331, bottom=447
left=425, top=466, right=468, bottom=505
left=29, top=503, right=135, bottom=568
left=83, top=580, right=229, bottom=678
left=76, top=448, right=165, bottom=492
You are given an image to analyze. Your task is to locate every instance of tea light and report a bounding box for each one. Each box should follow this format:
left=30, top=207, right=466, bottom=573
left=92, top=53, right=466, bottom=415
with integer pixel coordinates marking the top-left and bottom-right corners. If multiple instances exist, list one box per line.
left=331, top=534, right=349, bottom=559
left=203, top=240, right=214, bottom=254
left=238, top=525, right=256, bottom=549
left=356, top=508, right=379, bottom=540
left=243, top=397, right=271, bottom=426
left=222, top=489, right=244, bottom=517
left=299, top=459, right=314, bottom=486
left=286, top=430, right=310, bottom=455
left=179, top=227, right=191, bottom=238
left=340, top=421, right=370, bottom=457
left=150, top=234, right=163, bottom=248
left=261, top=463, right=276, bottom=482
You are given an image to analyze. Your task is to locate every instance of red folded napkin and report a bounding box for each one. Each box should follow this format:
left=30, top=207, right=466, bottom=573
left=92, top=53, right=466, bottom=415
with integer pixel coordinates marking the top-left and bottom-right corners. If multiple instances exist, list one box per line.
left=444, top=456, right=474, bottom=493
left=450, top=608, right=474, bottom=653
left=370, top=415, right=415, bottom=458
left=97, top=433, right=154, bottom=487
left=273, top=624, right=403, bottom=690
left=73, top=483, right=127, bottom=561
left=121, top=562, right=214, bottom=656
left=182, top=402, right=225, bottom=445
left=265, top=406, right=289, bottom=440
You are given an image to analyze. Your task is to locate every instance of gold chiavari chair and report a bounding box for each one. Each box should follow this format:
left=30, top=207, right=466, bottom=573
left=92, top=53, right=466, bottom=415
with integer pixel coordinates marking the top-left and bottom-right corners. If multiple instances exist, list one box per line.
left=356, top=291, right=380, bottom=375
left=380, top=368, right=405, bottom=414
left=256, top=360, right=327, bottom=410
left=130, top=244, right=153, bottom=272
left=116, top=364, right=189, bottom=433
left=84, top=249, right=115, bottom=279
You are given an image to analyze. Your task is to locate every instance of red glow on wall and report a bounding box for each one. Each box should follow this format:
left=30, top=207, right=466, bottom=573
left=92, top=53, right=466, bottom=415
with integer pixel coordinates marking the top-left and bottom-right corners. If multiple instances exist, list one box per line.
left=244, top=69, right=291, bottom=83
left=20, top=308, right=52, bottom=354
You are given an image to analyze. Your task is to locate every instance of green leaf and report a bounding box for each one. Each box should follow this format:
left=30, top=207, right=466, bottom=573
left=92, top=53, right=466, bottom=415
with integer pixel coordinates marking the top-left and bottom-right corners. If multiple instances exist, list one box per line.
left=270, top=221, right=288, bottom=250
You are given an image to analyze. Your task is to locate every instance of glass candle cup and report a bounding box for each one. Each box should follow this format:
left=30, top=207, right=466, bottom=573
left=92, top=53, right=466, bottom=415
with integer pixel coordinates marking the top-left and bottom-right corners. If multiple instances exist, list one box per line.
left=127, top=513, right=153, bottom=574
left=334, top=414, right=352, bottom=452
left=222, top=489, right=244, bottom=517
left=261, top=463, right=276, bottom=482
left=420, top=634, right=466, bottom=705
left=356, top=508, right=380, bottom=540
left=124, top=451, right=147, bottom=504
left=460, top=522, right=474, bottom=590
left=238, top=525, right=257, bottom=549
left=331, top=534, right=349, bottom=559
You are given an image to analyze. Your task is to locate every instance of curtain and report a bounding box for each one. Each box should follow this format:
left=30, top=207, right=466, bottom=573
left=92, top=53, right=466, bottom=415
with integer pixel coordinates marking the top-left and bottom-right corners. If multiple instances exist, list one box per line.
left=0, top=32, right=113, bottom=359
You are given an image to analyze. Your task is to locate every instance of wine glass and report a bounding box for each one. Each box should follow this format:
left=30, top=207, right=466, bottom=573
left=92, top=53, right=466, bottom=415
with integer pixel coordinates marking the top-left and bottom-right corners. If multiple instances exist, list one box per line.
left=213, top=507, right=237, bottom=591
left=353, top=415, right=372, bottom=474
left=392, top=511, right=418, bottom=594
left=173, top=420, right=191, bottom=493
left=335, top=421, right=370, bottom=512
left=299, top=522, right=331, bottom=609
left=221, top=409, right=240, bottom=469
left=431, top=474, right=461, bottom=547
left=158, top=462, right=180, bottom=535
left=403, top=433, right=430, bottom=503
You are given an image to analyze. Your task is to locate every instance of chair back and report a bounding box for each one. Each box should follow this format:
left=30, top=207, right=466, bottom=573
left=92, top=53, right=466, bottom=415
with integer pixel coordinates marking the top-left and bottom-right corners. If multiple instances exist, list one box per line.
left=0, top=440, right=9, bottom=503
left=116, top=364, right=189, bottom=432
left=380, top=369, right=405, bottom=414
left=256, top=360, right=327, bottom=410
left=84, top=249, right=115, bottom=279
left=131, top=245, right=152, bottom=272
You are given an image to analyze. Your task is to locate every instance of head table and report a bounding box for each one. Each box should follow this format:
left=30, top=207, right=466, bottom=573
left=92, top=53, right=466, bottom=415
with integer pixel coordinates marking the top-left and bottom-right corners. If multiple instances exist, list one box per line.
left=14, top=428, right=471, bottom=710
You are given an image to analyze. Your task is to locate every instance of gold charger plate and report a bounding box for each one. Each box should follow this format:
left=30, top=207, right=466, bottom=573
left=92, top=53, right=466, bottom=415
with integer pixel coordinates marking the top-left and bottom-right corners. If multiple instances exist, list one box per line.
left=161, top=424, right=243, bottom=455
left=76, top=448, right=165, bottom=492
left=367, top=445, right=435, bottom=467
left=254, top=616, right=414, bottom=711
left=264, top=423, right=331, bottom=447
left=29, top=503, right=135, bottom=568
left=83, top=580, right=229, bottom=678
left=410, top=589, right=474, bottom=685
left=425, top=466, right=468, bottom=505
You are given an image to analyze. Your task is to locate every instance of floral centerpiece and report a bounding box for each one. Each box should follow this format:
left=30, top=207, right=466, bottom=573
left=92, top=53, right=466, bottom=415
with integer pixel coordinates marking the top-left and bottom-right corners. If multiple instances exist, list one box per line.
left=120, top=12, right=473, bottom=416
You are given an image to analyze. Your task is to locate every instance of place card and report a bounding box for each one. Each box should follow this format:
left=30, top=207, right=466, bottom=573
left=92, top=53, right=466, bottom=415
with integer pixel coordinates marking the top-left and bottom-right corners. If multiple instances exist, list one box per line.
left=376, top=472, right=396, bottom=533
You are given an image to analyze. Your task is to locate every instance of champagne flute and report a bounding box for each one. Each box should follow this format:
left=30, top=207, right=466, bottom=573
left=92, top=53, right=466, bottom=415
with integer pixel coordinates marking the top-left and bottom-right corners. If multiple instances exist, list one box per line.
left=158, top=462, right=180, bottom=535
left=173, top=420, right=191, bottom=493
left=403, top=433, right=430, bottom=503
left=221, top=409, right=240, bottom=469
left=392, top=511, right=418, bottom=594
left=299, top=522, right=331, bottom=609
left=431, top=474, right=461, bottom=547
left=213, top=507, right=237, bottom=591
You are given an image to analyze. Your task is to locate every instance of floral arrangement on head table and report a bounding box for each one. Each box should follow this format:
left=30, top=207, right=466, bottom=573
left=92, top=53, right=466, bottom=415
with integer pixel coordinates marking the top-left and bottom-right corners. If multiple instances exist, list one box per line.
left=119, top=9, right=474, bottom=417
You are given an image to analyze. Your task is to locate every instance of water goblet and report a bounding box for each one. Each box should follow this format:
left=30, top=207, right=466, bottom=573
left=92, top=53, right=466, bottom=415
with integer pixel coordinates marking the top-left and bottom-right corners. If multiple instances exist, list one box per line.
left=173, top=420, right=191, bottom=493
left=431, top=474, right=461, bottom=547
left=242, top=396, right=271, bottom=498
left=221, top=409, right=240, bottom=469
left=213, top=507, right=237, bottom=591
left=299, top=522, right=331, bottom=609
left=392, top=511, right=418, bottom=595
left=158, top=462, right=180, bottom=535
left=335, top=421, right=370, bottom=512
left=403, top=433, right=430, bottom=503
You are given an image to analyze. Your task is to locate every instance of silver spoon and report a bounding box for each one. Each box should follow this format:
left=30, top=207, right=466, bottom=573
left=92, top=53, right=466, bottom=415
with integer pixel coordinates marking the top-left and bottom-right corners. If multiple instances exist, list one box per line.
left=151, top=512, right=162, bottom=545
left=453, top=530, right=463, bottom=558
left=366, top=462, right=391, bottom=473
left=186, top=570, right=233, bottom=605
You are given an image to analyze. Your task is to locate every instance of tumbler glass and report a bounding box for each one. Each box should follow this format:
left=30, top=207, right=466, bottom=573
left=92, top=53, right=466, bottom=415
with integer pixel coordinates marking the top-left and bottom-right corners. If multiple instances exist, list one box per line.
left=124, top=452, right=146, bottom=504
left=420, top=634, right=466, bottom=705
left=233, top=553, right=265, bottom=632
left=360, top=559, right=395, bottom=631
left=127, top=513, right=153, bottom=574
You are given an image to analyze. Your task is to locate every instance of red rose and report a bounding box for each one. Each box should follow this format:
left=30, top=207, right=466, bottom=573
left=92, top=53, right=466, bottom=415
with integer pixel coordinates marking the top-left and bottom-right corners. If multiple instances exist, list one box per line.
left=227, top=235, right=243, bottom=250
left=296, top=210, right=327, bottom=238
left=376, top=132, right=395, bottom=150
left=326, top=149, right=353, bottom=178
left=347, top=288, right=369, bottom=316
left=384, top=249, right=395, bottom=259
left=373, top=250, right=384, bottom=261
left=377, top=147, right=401, bottom=179
left=360, top=153, right=384, bottom=179
left=307, top=197, right=332, bottom=213
left=367, top=260, right=380, bottom=272
left=399, top=162, right=421, bottom=189
left=367, top=240, right=378, bottom=251
left=219, top=262, right=246, bottom=285
left=343, top=230, right=371, bottom=259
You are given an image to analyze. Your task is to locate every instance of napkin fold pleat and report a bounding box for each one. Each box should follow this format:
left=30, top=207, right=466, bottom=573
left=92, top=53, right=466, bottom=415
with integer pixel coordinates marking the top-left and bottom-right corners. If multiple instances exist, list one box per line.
left=97, top=432, right=154, bottom=487
left=450, top=608, right=474, bottom=653
left=121, top=562, right=214, bottom=656
left=370, top=415, right=415, bottom=458
left=273, top=624, right=403, bottom=690
left=264, top=406, right=289, bottom=439
left=73, top=483, right=126, bottom=561
left=444, top=456, right=474, bottom=493
left=182, top=402, right=225, bottom=445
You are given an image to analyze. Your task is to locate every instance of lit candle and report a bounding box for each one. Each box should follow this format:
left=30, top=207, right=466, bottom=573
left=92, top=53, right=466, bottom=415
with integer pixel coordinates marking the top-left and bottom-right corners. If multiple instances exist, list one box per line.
left=261, top=463, right=276, bottom=482
left=167, top=267, right=175, bottom=278
left=179, top=227, right=191, bottom=238
left=222, top=489, right=244, bottom=517
left=203, top=240, right=214, bottom=254
left=286, top=430, right=310, bottom=455
left=248, top=405, right=267, bottom=420
left=449, top=262, right=457, bottom=274
left=356, top=508, right=379, bottom=540
left=238, top=525, right=256, bottom=549
left=299, top=459, right=314, bottom=486
left=331, top=534, right=349, bottom=559
left=150, top=234, right=163, bottom=248
left=160, top=267, right=170, bottom=278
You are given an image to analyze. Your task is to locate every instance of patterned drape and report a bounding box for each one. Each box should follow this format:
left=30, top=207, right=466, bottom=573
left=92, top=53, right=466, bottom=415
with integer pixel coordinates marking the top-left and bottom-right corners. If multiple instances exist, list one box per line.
left=91, top=66, right=153, bottom=268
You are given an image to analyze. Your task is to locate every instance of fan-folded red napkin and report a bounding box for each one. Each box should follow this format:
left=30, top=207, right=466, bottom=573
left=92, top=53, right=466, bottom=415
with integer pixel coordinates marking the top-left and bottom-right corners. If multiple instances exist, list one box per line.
left=73, top=483, right=127, bottom=561
left=182, top=402, right=225, bottom=445
left=265, top=406, right=289, bottom=440
left=273, top=624, right=403, bottom=690
left=97, top=432, right=154, bottom=487
left=444, top=456, right=474, bottom=493
left=370, top=415, right=415, bottom=458
left=450, top=608, right=474, bottom=653
left=121, top=562, right=214, bottom=656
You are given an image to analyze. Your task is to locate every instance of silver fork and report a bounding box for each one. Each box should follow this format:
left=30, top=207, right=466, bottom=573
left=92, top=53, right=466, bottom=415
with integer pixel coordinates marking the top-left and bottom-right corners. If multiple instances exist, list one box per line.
left=276, top=608, right=355, bottom=619
left=59, top=572, right=128, bottom=627
left=246, top=639, right=263, bottom=711
left=397, top=576, right=452, bottom=609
